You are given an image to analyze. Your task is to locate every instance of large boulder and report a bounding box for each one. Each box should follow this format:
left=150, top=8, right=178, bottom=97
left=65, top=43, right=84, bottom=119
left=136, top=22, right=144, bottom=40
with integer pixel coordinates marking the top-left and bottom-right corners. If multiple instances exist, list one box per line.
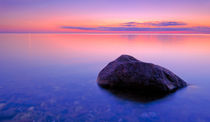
left=97, top=55, right=187, bottom=94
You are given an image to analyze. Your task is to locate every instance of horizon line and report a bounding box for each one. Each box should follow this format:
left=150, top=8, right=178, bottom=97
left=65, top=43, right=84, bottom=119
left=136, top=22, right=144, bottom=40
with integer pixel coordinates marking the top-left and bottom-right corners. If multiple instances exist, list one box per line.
left=1, top=32, right=210, bottom=35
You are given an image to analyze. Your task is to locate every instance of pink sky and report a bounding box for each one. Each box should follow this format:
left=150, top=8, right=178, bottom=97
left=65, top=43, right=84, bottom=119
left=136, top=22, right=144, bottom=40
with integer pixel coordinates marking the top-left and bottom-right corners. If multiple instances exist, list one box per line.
left=1, top=0, right=210, bottom=33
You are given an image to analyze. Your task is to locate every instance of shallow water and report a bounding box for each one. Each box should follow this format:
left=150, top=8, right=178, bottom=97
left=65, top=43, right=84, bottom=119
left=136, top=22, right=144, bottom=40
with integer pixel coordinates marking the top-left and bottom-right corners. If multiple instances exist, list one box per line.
left=0, top=33, right=210, bottom=121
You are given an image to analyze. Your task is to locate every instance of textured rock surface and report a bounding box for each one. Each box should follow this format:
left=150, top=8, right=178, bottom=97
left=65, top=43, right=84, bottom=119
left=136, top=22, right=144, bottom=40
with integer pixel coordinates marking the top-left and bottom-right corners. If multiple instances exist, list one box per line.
left=97, top=55, right=187, bottom=94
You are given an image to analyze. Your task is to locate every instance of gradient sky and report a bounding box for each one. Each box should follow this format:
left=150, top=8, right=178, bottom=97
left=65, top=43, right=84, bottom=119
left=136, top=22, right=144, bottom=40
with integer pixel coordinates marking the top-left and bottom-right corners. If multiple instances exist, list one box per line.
left=1, top=0, right=210, bottom=33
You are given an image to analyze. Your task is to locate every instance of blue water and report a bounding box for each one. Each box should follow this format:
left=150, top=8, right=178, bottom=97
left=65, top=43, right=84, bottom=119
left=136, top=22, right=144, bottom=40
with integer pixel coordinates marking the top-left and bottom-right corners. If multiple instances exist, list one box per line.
left=0, top=34, right=210, bottom=121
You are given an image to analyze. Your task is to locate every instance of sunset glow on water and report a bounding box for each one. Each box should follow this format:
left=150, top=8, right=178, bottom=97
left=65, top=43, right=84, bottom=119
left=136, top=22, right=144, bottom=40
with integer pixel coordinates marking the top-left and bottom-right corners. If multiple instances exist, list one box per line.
left=0, top=34, right=210, bottom=121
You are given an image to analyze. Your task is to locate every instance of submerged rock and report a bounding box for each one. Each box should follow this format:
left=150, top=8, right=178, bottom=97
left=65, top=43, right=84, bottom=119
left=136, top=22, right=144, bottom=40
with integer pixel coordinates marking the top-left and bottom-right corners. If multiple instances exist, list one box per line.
left=97, top=55, right=187, bottom=95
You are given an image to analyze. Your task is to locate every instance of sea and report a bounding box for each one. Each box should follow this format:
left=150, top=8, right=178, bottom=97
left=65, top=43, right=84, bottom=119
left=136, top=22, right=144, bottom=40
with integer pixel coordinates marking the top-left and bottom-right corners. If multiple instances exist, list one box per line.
left=0, top=33, right=210, bottom=121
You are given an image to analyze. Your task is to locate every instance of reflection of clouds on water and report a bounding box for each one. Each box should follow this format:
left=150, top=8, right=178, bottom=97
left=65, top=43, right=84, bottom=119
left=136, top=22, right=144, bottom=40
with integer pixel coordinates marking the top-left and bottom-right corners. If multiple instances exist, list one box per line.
left=120, top=35, right=138, bottom=41
left=28, top=33, right=32, bottom=49
left=155, top=35, right=185, bottom=42
left=119, top=34, right=188, bottom=43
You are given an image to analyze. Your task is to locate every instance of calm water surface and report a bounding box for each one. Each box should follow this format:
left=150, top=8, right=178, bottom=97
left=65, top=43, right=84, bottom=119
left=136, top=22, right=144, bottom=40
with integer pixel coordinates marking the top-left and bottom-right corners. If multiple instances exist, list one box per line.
left=0, top=34, right=210, bottom=121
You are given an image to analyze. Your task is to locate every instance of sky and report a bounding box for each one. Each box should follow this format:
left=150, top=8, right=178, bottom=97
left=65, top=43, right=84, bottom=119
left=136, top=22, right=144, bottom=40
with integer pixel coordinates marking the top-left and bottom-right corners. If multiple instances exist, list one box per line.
left=1, top=0, right=210, bottom=33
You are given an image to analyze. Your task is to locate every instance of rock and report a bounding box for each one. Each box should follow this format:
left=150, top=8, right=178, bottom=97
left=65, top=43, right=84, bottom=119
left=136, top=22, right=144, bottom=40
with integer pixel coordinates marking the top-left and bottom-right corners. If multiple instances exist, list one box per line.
left=0, top=108, right=17, bottom=120
left=28, top=106, right=34, bottom=111
left=140, top=112, right=157, bottom=118
left=0, top=103, right=6, bottom=110
left=97, top=55, right=187, bottom=94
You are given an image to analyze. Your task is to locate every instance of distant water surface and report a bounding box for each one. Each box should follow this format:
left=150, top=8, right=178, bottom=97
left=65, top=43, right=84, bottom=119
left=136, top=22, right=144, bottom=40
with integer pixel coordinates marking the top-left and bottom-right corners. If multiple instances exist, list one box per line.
left=0, top=33, right=210, bottom=121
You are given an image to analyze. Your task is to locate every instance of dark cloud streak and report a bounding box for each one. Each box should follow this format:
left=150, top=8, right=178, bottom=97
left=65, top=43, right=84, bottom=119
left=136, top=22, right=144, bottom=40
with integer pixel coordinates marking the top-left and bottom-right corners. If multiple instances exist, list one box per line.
left=150, top=21, right=187, bottom=26
left=121, top=21, right=187, bottom=27
left=61, top=25, right=210, bottom=33
left=62, top=26, right=192, bottom=31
